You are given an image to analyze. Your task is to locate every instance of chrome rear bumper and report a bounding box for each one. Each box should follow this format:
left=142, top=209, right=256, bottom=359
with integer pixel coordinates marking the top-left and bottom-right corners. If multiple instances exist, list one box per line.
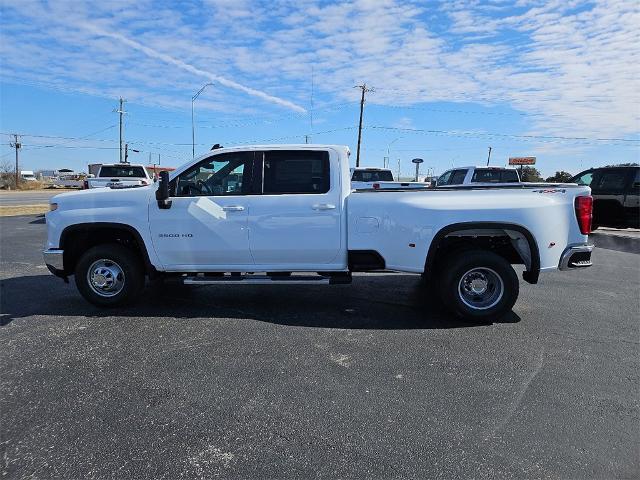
left=559, top=244, right=594, bottom=270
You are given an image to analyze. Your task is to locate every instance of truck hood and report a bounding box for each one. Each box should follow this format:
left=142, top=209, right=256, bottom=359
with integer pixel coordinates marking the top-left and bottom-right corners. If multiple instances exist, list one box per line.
left=52, top=185, right=154, bottom=209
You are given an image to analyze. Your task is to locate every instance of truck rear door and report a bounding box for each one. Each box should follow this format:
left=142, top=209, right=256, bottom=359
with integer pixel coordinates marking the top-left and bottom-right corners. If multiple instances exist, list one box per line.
left=247, top=149, right=342, bottom=266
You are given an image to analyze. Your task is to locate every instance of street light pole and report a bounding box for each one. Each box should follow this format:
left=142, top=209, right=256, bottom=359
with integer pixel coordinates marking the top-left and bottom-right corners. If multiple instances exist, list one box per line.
left=386, top=137, right=401, bottom=169
left=191, top=82, right=215, bottom=159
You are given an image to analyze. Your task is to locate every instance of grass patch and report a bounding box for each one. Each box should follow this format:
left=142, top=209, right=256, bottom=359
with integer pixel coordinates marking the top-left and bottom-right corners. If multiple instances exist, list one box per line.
left=0, top=205, right=49, bottom=216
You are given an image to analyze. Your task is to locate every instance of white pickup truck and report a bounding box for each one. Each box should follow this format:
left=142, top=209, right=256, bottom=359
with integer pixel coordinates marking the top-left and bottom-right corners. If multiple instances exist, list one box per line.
left=85, top=163, right=152, bottom=189
left=43, top=145, right=594, bottom=321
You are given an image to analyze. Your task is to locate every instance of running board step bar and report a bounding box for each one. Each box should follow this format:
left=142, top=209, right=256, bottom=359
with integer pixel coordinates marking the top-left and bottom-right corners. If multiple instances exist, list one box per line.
left=183, top=274, right=351, bottom=285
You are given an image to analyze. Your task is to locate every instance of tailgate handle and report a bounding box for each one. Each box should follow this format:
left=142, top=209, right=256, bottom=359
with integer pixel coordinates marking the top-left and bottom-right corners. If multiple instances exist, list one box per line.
left=222, top=205, right=245, bottom=212
left=312, top=203, right=336, bottom=210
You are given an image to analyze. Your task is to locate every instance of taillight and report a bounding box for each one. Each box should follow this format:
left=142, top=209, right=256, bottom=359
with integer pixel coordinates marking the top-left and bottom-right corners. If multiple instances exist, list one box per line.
left=83, top=180, right=89, bottom=189
left=373, top=183, right=380, bottom=189
left=575, top=195, right=593, bottom=235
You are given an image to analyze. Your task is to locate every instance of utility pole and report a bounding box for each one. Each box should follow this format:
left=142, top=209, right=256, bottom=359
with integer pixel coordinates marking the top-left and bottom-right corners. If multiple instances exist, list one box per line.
left=354, top=83, right=373, bottom=167
left=486, top=146, right=492, bottom=166
left=10, top=134, right=21, bottom=188
left=397, top=158, right=401, bottom=181
left=304, top=134, right=310, bottom=144
left=115, top=97, right=127, bottom=163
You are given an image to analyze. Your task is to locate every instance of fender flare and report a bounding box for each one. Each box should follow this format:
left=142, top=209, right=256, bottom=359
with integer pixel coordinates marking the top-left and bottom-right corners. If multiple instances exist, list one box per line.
left=423, top=221, right=541, bottom=284
left=60, top=222, right=157, bottom=275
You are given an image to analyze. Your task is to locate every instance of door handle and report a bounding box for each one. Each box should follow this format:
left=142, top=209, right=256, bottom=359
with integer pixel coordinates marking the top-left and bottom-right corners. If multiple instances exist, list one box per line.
left=312, top=203, right=336, bottom=210
left=222, top=205, right=245, bottom=212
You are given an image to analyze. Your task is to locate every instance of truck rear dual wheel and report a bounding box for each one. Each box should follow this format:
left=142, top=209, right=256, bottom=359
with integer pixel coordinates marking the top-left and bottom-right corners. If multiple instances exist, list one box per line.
left=74, top=244, right=145, bottom=307
left=439, top=249, right=519, bottom=321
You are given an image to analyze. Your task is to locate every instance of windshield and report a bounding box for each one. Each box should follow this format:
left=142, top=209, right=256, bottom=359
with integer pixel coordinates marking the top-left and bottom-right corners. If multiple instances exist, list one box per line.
left=99, top=166, right=146, bottom=178
left=352, top=170, right=394, bottom=182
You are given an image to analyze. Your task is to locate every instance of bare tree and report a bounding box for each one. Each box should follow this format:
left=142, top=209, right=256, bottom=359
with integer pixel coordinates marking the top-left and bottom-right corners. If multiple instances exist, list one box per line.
left=0, top=160, right=16, bottom=188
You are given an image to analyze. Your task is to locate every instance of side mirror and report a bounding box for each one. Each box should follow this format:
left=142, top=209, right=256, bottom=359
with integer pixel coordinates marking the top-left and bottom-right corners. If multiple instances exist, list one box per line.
left=155, top=170, right=172, bottom=209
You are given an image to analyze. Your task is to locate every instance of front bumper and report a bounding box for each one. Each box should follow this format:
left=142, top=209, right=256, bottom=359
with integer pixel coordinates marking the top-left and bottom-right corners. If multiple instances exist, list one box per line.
left=558, top=244, right=594, bottom=270
left=43, top=249, right=66, bottom=277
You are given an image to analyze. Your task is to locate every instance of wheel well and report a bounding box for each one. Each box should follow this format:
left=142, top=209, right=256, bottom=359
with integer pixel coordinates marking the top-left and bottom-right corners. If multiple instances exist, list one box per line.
left=424, top=223, right=540, bottom=284
left=60, top=224, right=153, bottom=276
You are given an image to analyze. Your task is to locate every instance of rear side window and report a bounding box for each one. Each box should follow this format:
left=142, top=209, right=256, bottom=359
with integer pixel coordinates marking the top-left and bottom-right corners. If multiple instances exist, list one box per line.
left=352, top=170, right=393, bottom=182
left=449, top=169, right=467, bottom=185
left=593, top=171, right=628, bottom=193
left=263, top=150, right=330, bottom=194
left=99, top=166, right=146, bottom=177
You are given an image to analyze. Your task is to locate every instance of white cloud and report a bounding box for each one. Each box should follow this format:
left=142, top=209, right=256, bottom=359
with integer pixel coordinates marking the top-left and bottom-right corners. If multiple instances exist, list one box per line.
left=0, top=0, right=638, bottom=141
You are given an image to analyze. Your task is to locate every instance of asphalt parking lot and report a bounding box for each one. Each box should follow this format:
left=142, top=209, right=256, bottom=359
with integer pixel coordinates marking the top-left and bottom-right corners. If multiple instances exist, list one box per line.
left=1, top=215, right=638, bottom=479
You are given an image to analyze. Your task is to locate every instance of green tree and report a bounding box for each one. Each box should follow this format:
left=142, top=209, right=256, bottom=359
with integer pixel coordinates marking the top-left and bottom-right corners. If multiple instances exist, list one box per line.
left=519, top=166, right=543, bottom=182
left=545, top=171, right=573, bottom=183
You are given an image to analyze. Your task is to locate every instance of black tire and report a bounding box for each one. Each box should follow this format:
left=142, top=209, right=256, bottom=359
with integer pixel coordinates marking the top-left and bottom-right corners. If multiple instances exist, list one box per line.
left=438, top=249, right=519, bottom=321
left=74, top=244, right=145, bottom=307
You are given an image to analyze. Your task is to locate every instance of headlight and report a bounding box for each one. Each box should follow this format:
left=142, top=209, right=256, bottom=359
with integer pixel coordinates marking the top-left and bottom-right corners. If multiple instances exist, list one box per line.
left=49, top=203, right=58, bottom=211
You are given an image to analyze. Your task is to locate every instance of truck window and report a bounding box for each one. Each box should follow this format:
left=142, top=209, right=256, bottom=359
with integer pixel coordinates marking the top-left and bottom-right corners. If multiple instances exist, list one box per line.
left=99, top=166, right=146, bottom=177
left=472, top=169, right=500, bottom=183
left=174, top=152, right=253, bottom=197
left=351, top=170, right=393, bottom=182
left=592, top=170, right=627, bottom=193
left=449, top=170, right=467, bottom=185
left=572, top=170, right=593, bottom=186
left=262, top=150, right=329, bottom=194
left=501, top=170, right=519, bottom=182
left=436, top=170, right=452, bottom=186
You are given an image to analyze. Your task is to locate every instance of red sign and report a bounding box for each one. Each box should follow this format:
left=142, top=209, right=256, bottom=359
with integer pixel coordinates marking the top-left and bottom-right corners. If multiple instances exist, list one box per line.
left=509, top=156, right=536, bottom=165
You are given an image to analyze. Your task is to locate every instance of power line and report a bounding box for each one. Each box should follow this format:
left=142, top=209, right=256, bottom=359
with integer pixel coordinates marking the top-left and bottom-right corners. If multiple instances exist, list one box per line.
left=25, top=125, right=117, bottom=151
left=366, top=126, right=640, bottom=145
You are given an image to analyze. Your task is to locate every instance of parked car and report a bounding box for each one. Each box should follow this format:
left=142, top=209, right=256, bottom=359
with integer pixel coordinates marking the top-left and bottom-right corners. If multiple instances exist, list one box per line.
left=44, top=144, right=593, bottom=321
left=350, top=167, right=427, bottom=190
left=571, top=166, right=639, bottom=229
left=85, top=163, right=152, bottom=189
left=435, top=166, right=520, bottom=187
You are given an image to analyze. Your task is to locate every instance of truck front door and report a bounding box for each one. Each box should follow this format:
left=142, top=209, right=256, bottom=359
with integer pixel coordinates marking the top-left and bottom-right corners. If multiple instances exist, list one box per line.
left=148, top=151, right=255, bottom=269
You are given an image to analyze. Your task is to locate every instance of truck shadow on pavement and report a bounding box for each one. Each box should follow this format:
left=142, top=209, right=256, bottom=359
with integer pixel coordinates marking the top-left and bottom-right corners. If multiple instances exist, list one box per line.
left=0, top=273, right=520, bottom=329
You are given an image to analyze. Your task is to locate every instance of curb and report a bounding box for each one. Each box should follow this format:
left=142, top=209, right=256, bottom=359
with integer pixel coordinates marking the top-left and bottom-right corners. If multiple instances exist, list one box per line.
left=591, top=232, right=640, bottom=254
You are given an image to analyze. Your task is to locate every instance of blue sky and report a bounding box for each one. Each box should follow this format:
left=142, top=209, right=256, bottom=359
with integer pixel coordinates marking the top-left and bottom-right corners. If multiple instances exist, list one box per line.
left=1, top=0, right=638, bottom=177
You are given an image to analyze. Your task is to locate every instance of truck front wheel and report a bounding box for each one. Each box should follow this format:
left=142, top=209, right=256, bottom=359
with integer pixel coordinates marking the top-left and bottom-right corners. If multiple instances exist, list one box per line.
left=439, top=249, right=518, bottom=321
left=74, top=244, right=145, bottom=307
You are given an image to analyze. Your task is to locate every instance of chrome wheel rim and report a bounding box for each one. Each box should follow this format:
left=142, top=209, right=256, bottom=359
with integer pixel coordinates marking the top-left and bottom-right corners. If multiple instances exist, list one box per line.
left=458, top=267, right=504, bottom=310
left=87, top=259, right=125, bottom=298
